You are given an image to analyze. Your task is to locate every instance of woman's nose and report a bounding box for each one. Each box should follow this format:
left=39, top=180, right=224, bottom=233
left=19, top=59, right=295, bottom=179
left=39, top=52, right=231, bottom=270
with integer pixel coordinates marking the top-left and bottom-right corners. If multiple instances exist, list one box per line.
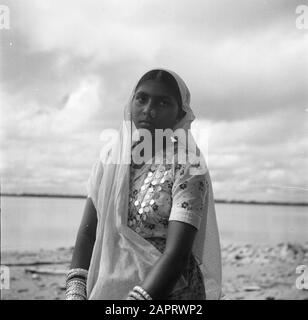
left=143, top=100, right=156, bottom=118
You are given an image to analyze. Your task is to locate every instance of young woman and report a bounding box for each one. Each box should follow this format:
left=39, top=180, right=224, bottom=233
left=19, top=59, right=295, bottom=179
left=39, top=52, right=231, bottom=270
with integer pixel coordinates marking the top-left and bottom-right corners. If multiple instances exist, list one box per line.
left=66, top=68, right=222, bottom=300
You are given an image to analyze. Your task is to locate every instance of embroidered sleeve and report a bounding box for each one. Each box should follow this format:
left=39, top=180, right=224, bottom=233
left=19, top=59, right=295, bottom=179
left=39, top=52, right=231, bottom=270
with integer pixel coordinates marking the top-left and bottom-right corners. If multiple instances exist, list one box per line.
left=169, top=162, right=208, bottom=230
left=86, top=158, right=104, bottom=212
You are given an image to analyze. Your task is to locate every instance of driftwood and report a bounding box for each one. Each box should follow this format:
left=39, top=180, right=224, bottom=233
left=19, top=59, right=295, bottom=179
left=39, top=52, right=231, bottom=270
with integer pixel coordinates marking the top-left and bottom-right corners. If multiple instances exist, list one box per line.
left=3, top=260, right=70, bottom=267
left=25, top=267, right=68, bottom=275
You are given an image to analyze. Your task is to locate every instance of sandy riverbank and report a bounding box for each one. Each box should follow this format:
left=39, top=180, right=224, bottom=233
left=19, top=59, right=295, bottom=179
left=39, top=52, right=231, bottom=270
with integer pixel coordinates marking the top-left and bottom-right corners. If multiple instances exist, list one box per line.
left=1, top=242, right=308, bottom=300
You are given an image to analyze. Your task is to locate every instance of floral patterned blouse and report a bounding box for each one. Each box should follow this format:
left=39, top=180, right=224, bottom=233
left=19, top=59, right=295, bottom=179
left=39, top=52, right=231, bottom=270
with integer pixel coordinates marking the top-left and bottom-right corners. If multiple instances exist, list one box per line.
left=128, top=146, right=209, bottom=242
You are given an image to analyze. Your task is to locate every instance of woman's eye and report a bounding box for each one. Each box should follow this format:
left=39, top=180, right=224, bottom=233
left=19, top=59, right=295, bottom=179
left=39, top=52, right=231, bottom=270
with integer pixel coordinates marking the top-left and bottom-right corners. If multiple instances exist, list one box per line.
left=159, top=100, right=169, bottom=107
left=136, top=96, right=146, bottom=104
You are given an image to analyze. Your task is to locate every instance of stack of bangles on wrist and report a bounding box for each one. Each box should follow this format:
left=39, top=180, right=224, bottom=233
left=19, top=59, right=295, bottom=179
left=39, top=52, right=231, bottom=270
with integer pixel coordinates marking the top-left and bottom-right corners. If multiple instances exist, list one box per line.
left=65, top=268, right=88, bottom=300
left=127, top=286, right=153, bottom=300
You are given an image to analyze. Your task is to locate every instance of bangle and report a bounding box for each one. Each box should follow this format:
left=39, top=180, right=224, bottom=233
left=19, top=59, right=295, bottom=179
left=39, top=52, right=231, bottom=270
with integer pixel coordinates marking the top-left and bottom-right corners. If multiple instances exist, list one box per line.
left=66, top=293, right=86, bottom=300
left=133, top=286, right=153, bottom=300
left=66, top=279, right=86, bottom=289
left=66, top=278, right=87, bottom=287
left=66, top=287, right=86, bottom=300
left=66, top=268, right=88, bottom=281
left=66, top=287, right=87, bottom=300
left=128, top=290, right=145, bottom=300
left=65, top=269, right=88, bottom=300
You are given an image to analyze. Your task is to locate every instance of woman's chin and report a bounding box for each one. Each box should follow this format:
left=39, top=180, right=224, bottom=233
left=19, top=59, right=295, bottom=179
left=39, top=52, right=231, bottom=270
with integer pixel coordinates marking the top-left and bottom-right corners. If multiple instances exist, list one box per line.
left=137, top=123, right=155, bottom=133
left=139, top=121, right=152, bottom=127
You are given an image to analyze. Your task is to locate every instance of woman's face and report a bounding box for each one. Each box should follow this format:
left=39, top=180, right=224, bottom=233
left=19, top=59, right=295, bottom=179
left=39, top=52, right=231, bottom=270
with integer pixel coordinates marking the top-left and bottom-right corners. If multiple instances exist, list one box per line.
left=131, top=80, right=181, bottom=134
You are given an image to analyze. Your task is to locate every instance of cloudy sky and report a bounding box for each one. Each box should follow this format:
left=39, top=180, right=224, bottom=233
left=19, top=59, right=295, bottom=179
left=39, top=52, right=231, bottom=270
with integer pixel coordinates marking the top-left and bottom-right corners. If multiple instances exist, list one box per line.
left=0, top=0, right=307, bottom=203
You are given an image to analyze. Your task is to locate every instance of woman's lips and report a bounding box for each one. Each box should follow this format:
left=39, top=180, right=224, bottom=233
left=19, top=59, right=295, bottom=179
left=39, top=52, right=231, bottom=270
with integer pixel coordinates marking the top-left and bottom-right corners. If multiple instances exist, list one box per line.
left=139, top=120, right=153, bottom=126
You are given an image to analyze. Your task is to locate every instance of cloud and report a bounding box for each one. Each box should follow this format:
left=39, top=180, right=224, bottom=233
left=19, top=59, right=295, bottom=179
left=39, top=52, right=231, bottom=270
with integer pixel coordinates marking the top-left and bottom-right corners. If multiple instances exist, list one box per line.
left=191, top=108, right=308, bottom=202
left=1, top=0, right=307, bottom=202
left=2, top=0, right=306, bottom=121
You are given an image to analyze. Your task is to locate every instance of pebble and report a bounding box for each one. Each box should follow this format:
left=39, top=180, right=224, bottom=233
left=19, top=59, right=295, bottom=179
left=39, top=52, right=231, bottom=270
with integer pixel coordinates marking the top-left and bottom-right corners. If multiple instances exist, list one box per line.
left=32, top=274, right=41, bottom=280
left=243, top=285, right=261, bottom=292
left=50, top=282, right=58, bottom=287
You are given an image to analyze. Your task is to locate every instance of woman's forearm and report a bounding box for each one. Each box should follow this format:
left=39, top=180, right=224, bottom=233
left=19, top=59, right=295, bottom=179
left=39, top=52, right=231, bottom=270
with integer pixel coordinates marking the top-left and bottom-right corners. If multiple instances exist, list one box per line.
left=66, top=232, right=95, bottom=300
left=139, top=252, right=188, bottom=300
left=69, top=197, right=98, bottom=270
left=69, top=232, right=96, bottom=270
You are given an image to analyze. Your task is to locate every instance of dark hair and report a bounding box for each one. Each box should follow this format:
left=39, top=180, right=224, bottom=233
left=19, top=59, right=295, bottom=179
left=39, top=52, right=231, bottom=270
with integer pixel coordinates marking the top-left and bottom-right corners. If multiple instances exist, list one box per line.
left=135, top=70, right=186, bottom=119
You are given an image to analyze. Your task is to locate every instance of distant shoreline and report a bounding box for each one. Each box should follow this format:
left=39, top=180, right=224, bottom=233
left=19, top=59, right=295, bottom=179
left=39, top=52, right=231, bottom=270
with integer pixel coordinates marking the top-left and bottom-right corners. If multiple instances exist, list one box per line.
left=1, top=193, right=307, bottom=206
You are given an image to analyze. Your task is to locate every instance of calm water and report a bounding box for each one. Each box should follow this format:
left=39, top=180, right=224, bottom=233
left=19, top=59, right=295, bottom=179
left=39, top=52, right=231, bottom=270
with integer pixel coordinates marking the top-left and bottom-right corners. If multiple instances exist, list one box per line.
left=1, top=196, right=308, bottom=251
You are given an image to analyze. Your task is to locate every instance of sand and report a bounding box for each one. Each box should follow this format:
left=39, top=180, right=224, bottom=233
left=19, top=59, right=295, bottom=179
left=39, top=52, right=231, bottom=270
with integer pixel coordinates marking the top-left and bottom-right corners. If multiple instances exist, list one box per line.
left=1, top=242, right=308, bottom=300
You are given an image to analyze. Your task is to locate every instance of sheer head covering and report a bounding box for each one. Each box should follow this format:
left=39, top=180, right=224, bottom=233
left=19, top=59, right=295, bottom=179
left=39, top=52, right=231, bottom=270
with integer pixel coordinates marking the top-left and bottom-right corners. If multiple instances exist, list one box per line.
left=86, top=68, right=222, bottom=300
